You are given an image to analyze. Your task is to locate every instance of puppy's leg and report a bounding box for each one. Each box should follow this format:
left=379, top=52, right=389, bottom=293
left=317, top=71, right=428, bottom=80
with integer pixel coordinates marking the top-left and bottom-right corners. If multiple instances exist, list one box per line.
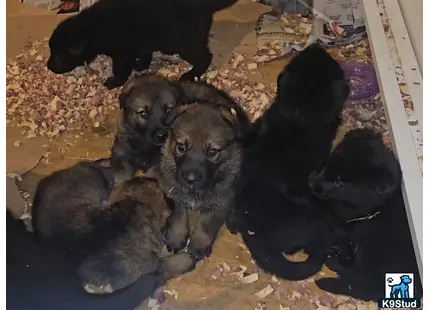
left=188, top=209, right=228, bottom=261
left=80, top=251, right=159, bottom=293
left=179, top=46, right=213, bottom=82
left=225, top=209, right=241, bottom=234
left=104, top=56, right=135, bottom=89
left=134, top=53, right=153, bottom=72
left=165, top=203, right=189, bottom=253
left=158, top=252, right=196, bottom=281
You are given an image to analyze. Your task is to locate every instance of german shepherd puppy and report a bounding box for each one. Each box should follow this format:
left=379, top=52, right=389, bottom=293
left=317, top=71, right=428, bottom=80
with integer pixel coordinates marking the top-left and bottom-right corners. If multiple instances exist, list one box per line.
left=47, top=0, right=238, bottom=89
left=7, top=211, right=176, bottom=310
left=78, top=177, right=195, bottom=292
left=157, top=96, right=246, bottom=261
left=310, top=129, right=421, bottom=301
left=227, top=44, right=350, bottom=280
left=110, top=74, right=181, bottom=185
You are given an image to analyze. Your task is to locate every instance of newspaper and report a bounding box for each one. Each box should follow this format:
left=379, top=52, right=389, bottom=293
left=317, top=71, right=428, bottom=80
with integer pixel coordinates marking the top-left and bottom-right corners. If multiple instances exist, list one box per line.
left=254, top=0, right=367, bottom=62
left=309, top=0, right=366, bottom=47
left=21, top=0, right=98, bottom=14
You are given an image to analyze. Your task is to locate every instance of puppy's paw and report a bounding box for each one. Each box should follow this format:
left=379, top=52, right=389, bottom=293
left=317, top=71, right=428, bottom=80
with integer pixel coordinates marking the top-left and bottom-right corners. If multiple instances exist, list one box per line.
left=225, top=214, right=240, bottom=234
left=187, top=243, right=213, bottom=262
left=83, top=283, right=114, bottom=294
left=160, top=252, right=196, bottom=280
left=166, top=232, right=188, bottom=254
left=103, top=76, right=127, bottom=89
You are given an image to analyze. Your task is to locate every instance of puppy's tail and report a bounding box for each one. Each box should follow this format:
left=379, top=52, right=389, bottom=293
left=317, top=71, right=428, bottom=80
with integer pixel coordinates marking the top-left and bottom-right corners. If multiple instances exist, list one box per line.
left=243, top=235, right=325, bottom=281
left=315, top=277, right=380, bottom=302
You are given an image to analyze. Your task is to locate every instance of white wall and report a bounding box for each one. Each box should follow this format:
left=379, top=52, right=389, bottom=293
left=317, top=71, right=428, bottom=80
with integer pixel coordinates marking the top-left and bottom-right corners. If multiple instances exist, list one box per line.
left=397, top=0, right=423, bottom=73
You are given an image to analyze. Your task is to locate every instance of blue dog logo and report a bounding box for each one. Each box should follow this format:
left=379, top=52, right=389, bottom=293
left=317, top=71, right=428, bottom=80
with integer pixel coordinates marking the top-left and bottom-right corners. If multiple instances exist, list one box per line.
left=388, top=275, right=412, bottom=299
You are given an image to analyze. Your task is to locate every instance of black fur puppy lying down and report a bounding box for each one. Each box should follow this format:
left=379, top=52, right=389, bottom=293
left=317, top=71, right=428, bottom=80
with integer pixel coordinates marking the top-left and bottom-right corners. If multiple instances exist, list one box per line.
left=309, top=129, right=422, bottom=301
left=47, top=0, right=238, bottom=89
left=7, top=211, right=160, bottom=310
left=227, top=44, right=350, bottom=280
left=32, top=159, right=195, bottom=295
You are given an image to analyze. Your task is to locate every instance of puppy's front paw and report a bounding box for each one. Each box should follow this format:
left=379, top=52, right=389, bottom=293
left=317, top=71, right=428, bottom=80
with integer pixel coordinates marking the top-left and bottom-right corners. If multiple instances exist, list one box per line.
left=103, top=76, right=126, bottom=89
left=188, top=244, right=213, bottom=262
left=225, top=214, right=240, bottom=234
left=166, top=231, right=188, bottom=254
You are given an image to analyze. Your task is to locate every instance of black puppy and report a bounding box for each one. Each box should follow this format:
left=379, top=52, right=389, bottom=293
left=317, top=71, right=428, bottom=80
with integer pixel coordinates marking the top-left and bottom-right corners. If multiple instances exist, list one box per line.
left=47, top=0, right=238, bottom=89
left=111, top=74, right=182, bottom=185
left=310, top=129, right=422, bottom=301
left=308, top=129, right=402, bottom=222
left=7, top=211, right=161, bottom=310
left=227, top=44, right=350, bottom=280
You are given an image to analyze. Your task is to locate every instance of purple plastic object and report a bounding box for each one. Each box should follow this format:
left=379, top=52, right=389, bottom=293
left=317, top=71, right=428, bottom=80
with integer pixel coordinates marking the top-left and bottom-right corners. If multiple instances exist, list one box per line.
left=341, top=62, right=379, bottom=102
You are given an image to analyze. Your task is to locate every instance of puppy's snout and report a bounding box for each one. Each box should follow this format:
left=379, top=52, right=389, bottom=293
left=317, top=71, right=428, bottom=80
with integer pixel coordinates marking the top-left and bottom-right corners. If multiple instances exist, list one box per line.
left=180, top=169, right=202, bottom=186
left=153, top=128, right=168, bottom=142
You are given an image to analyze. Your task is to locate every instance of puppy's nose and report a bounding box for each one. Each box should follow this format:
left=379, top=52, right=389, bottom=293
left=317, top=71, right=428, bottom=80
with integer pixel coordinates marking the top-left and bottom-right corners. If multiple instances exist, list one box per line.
left=154, top=129, right=168, bottom=141
left=181, top=170, right=201, bottom=185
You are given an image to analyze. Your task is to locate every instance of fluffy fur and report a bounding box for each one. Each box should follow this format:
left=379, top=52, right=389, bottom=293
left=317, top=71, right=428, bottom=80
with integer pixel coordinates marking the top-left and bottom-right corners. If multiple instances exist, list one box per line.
left=7, top=211, right=161, bottom=310
left=156, top=90, right=247, bottom=261
left=47, top=0, right=238, bottom=88
left=227, top=44, right=350, bottom=280
left=110, top=74, right=182, bottom=185
left=312, top=130, right=421, bottom=301
left=32, top=158, right=115, bottom=255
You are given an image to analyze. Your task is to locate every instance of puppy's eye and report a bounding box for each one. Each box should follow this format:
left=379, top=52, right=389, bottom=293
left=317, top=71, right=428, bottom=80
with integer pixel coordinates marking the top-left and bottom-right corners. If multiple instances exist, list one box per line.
left=335, top=177, right=343, bottom=188
left=206, top=147, right=220, bottom=158
left=165, top=106, right=173, bottom=114
left=137, top=110, right=149, bottom=119
left=176, top=142, right=187, bottom=154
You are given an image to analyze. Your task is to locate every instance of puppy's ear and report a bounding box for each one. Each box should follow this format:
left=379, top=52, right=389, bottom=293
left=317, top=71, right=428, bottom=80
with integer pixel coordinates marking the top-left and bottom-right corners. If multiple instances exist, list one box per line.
left=118, top=79, right=136, bottom=109
left=220, top=108, right=243, bottom=138
left=166, top=104, right=196, bottom=126
left=68, top=41, right=86, bottom=56
left=331, top=79, right=350, bottom=105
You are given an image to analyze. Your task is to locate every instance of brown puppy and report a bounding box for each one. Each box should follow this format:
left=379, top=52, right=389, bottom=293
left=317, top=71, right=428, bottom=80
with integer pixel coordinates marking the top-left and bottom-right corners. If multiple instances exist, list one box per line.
left=111, top=74, right=181, bottom=185
left=157, top=100, right=245, bottom=261
left=78, top=177, right=195, bottom=292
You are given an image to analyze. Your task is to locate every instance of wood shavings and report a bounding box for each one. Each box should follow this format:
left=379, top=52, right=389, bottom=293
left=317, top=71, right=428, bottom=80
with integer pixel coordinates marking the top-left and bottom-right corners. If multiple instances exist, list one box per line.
left=240, top=273, right=259, bottom=284
left=255, top=301, right=268, bottom=310
left=222, top=261, right=231, bottom=272
left=254, top=284, right=274, bottom=299
left=164, top=289, right=179, bottom=300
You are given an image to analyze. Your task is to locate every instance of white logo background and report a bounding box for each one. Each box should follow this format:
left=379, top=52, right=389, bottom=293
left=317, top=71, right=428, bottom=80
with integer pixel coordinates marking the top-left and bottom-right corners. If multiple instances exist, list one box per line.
left=385, top=273, right=415, bottom=298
